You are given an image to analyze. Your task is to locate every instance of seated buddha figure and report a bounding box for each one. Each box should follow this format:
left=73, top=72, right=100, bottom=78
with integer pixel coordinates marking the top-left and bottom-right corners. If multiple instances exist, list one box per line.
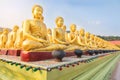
left=22, top=5, right=48, bottom=51
left=62, top=25, right=69, bottom=42
left=77, top=28, right=85, bottom=46
left=93, top=36, right=99, bottom=48
left=0, top=28, right=9, bottom=48
left=33, top=17, right=68, bottom=51
left=62, top=25, right=66, bottom=32
left=101, top=39, right=108, bottom=49
left=95, top=38, right=104, bottom=49
left=84, top=32, right=91, bottom=49
left=14, top=28, right=23, bottom=49
left=46, top=28, right=53, bottom=43
left=89, top=34, right=97, bottom=49
left=6, top=25, right=19, bottom=49
left=99, top=39, right=106, bottom=49
left=65, top=24, right=81, bottom=51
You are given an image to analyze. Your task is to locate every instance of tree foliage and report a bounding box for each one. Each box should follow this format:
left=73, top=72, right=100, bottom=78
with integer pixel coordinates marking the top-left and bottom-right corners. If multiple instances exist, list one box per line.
left=97, top=36, right=120, bottom=41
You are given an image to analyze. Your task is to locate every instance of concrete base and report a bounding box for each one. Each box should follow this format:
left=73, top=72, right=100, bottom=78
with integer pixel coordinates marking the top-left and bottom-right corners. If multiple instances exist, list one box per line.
left=8, top=50, right=21, bottom=56
left=21, top=51, right=75, bottom=62
left=0, top=50, right=8, bottom=55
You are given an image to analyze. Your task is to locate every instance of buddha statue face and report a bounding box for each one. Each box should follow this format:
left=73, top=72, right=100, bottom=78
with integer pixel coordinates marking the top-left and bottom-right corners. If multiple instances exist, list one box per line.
left=56, top=17, right=64, bottom=28
left=13, top=25, right=19, bottom=32
left=70, top=24, right=76, bottom=32
left=47, top=28, right=51, bottom=34
left=79, top=28, right=85, bottom=36
left=32, top=5, right=43, bottom=19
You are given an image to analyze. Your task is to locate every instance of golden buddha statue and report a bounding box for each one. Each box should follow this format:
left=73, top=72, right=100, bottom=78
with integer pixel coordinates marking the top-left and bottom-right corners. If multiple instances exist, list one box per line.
left=6, top=25, right=19, bottom=49
left=62, top=25, right=66, bottom=32
left=0, top=28, right=9, bottom=48
left=52, top=17, right=68, bottom=45
left=33, top=17, right=68, bottom=51
left=65, top=24, right=80, bottom=51
left=46, top=28, right=53, bottom=43
left=62, top=25, right=69, bottom=42
left=14, top=28, right=23, bottom=49
left=89, top=34, right=97, bottom=49
left=77, top=28, right=86, bottom=46
left=22, top=5, right=48, bottom=51
left=96, top=38, right=105, bottom=49
left=93, top=36, right=99, bottom=48
left=84, top=32, right=91, bottom=48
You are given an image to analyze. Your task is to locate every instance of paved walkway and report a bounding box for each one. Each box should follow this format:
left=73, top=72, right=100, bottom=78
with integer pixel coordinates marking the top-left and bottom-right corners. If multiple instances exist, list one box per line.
left=110, top=60, right=120, bottom=80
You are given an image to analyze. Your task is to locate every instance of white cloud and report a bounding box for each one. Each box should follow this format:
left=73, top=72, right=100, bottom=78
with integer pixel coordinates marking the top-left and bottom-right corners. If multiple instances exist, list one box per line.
left=88, top=20, right=101, bottom=25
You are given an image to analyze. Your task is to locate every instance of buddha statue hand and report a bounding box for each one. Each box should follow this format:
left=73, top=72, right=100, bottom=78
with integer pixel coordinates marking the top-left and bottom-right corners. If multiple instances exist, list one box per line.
left=36, top=38, right=48, bottom=43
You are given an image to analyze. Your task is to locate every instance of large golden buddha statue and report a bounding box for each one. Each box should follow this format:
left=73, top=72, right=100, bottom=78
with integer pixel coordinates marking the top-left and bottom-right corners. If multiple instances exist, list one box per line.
left=0, top=28, right=9, bottom=48
left=22, top=5, right=48, bottom=51
left=6, top=25, right=19, bottom=49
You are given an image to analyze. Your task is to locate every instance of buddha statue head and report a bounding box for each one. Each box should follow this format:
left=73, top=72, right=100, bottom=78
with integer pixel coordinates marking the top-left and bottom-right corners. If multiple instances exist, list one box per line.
left=79, top=28, right=85, bottom=36
left=94, top=36, right=97, bottom=41
left=47, top=28, right=52, bottom=34
left=32, top=5, right=43, bottom=20
left=55, top=17, right=64, bottom=28
left=62, top=25, right=66, bottom=32
left=3, top=28, right=9, bottom=34
left=85, top=32, right=90, bottom=39
left=13, top=25, right=19, bottom=32
left=70, top=24, right=76, bottom=32
left=90, top=34, right=94, bottom=40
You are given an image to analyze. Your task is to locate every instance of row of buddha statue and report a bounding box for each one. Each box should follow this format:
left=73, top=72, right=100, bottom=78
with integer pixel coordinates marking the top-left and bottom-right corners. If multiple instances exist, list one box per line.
left=0, top=5, right=119, bottom=51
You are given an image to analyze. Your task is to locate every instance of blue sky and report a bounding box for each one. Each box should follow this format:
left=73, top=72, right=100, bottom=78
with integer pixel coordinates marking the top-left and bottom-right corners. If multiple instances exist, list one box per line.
left=0, top=0, right=120, bottom=36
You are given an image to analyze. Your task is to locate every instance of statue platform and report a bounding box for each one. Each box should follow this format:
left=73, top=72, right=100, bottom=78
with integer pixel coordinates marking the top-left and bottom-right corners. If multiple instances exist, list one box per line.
left=0, top=50, right=8, bottom=55
left=8, top=50, right=21, bottom=56
left=0, top=50, right=21, bottom=56
left=0, top=52, right=120, bottom=80
left=0, top=50, right=75, bottom=62
left=21, top=51, right=75, bottom=62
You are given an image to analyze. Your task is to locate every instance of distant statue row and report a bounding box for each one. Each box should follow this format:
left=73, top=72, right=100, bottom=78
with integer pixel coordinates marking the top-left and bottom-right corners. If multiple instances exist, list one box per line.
left=0, top=5, right=119, bottom=51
